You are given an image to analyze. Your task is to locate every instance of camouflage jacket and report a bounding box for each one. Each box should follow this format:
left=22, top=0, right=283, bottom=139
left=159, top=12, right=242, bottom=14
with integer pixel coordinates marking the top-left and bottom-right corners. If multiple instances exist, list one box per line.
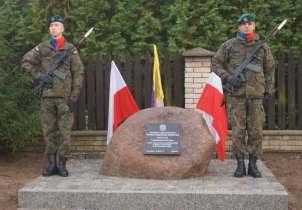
left=22, top=40, right=84, bottom=99
left=212, top=33, right=275, bottom=97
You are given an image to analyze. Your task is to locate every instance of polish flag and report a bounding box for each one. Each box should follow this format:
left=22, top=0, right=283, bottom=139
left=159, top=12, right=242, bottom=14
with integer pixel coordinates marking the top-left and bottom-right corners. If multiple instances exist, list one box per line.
left=107, top=61, right=139, bottom=144
left=196, top=72, right=228, bottom=161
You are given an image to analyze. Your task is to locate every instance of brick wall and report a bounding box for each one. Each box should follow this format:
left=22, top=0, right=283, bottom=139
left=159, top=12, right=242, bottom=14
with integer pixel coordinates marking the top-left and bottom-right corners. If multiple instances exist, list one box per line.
left=70, top=131, right=107, bottom=158
left=69, top=130, right=302, bottom=158
left=226, top=130, right=302, bottom=153
left=28, top=130, right=302, bottom=158
left=183, top=48, right=214, bottom=108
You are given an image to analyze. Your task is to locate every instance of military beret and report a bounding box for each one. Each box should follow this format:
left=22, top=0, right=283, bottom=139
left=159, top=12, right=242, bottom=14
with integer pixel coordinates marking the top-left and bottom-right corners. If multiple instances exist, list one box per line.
left=237, top=13, right=256, bottom=24
left=48, top=15, right=64, bottom=26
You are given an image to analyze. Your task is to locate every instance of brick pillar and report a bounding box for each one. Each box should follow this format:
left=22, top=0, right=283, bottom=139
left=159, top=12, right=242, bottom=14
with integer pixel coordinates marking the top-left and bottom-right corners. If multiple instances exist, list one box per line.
left=183, top=48, right=215, bottom=108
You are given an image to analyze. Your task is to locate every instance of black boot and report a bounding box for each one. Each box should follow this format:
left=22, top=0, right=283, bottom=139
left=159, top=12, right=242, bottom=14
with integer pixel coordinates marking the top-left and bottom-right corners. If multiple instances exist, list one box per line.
left=234, top=154, right=246, bottom=177
left=57, top=155, right=69, bottom=177
left=42, top=154, right=57, bottom=176
left=248, top=155, right=262, bottom=178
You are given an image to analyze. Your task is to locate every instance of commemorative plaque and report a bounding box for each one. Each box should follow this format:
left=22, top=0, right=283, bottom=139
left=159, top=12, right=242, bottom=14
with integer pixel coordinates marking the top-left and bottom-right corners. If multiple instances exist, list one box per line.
left=144, top=123, right=181, bottom=155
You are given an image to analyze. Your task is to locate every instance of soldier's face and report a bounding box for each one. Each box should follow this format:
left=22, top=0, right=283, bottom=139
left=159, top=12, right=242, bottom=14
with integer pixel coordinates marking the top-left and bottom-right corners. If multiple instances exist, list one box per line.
left=49, top=22, right=64, bottom=38
left=238, top=21, right=255, bottom=34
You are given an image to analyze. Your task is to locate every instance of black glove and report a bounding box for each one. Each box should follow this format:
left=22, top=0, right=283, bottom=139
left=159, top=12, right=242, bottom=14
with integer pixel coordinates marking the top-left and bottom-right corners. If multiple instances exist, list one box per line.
left=67, top=98, right=77, bottom=113
left=225, top=74, right=242, bottom=86
left=39, top=73, right=53, bottom=89
left=222, top=75, right=230, bottom=85
left=223, top=74, right=241, bottom=94
left=263, top=92, right=272, bottom=110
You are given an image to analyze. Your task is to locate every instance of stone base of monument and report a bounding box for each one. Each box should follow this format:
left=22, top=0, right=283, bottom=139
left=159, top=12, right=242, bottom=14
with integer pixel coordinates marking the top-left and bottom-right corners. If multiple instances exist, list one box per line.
left=18, top=159, right=288, bottom=210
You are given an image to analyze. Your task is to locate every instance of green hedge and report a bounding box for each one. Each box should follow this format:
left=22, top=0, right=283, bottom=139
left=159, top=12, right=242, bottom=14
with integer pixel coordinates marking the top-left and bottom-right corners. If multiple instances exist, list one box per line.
left=0, top=0, right=301, bottom=153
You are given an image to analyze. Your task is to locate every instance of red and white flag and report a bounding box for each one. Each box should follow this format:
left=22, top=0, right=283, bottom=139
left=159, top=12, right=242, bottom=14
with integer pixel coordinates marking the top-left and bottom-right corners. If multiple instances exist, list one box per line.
left=196, top=72, right=228, bottom=161
left=107, top=61, right=139, bottom=144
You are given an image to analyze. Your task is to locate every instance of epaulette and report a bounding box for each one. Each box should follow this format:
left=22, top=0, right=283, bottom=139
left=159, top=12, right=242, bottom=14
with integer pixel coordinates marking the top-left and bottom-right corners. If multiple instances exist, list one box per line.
left=72, top=48, right=78, bottom=55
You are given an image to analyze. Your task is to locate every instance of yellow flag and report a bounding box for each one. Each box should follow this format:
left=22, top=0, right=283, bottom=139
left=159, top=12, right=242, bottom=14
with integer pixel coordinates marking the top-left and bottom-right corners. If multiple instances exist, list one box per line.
left=152, top=44, right=164, bottom=107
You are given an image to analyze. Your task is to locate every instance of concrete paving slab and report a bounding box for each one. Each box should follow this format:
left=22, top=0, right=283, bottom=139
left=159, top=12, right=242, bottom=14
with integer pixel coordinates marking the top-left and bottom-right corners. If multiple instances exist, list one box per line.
left=18, top=159, right=288, bottom=210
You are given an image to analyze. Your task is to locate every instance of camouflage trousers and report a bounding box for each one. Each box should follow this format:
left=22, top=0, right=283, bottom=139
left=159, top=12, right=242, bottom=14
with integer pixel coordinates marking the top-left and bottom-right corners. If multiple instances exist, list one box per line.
left=40, top=97, right=74, bottom=158
left=229, top=97, right=265, bottom=157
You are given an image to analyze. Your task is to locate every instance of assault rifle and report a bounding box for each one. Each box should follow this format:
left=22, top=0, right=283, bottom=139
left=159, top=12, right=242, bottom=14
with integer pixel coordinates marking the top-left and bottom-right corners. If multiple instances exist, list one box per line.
left=33, top=27, right=95, bottom=96
left=223, top=19, right=287, bottom=95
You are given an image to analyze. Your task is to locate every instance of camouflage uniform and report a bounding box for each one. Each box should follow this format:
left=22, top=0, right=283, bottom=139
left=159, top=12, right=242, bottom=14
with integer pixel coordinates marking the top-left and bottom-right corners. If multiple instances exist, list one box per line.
left=212, top=33, right=275, bottom=157
left=22, top=40, right=84, bottom=160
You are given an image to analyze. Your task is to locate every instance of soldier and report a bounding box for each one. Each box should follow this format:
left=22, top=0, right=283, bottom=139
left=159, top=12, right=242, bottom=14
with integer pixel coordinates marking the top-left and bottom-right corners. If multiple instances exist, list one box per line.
left=22, top=15, right=84, bottom=177
left=212, top=13, right=275, bottom=178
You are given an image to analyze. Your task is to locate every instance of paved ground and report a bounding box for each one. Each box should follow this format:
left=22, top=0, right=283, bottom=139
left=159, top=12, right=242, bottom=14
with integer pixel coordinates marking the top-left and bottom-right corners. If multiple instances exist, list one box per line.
left=0, top=152, right=301, bottom=210
left=18, top=159, right=287, bottom=210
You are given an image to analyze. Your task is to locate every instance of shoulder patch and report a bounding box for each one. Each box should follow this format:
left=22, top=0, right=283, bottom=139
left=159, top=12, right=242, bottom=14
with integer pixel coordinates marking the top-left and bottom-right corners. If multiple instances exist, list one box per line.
left=262, top=43, right=270, bottom=50
left=34, top=47, right=39, bottom=52
left=72, top=49, right=78, bottom=54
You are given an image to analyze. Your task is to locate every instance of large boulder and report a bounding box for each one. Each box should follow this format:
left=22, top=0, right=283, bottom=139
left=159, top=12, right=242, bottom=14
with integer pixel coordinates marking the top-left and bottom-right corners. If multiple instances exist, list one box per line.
left=101, top=107, right=215, bottom=179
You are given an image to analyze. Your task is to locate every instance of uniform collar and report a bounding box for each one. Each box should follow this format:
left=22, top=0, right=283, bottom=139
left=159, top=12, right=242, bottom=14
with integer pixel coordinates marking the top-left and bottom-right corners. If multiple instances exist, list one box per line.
left=45, top=38, right=70, bottom=51
left=236, top=32, right=260, bottom=45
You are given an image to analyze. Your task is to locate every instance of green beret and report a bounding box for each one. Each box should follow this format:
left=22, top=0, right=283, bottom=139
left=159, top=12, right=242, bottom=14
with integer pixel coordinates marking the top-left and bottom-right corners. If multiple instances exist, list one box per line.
left=48, top=15, right=64, bottom=26
left=237, top=13, right=256, bottom=24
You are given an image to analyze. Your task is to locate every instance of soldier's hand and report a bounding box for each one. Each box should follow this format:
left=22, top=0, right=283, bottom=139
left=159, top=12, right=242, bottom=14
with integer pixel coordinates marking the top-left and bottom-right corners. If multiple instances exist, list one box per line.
left=67, top=98, right=77, bottom=113
left=226, top=74, right=241, bottom=86
left=39, top=73, right=53, bottom=89
left=223, top=75, right=237, bottom=94
left=263, top=92, right=272, bottom=111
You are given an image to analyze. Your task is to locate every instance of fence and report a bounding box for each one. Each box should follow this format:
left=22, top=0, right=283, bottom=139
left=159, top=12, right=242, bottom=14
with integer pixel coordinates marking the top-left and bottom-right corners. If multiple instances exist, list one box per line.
left=265, top=51, right=302, bottom=129
left=73, top=50, right=302, bottom=130
left=72, top=52, right=184, bottom=130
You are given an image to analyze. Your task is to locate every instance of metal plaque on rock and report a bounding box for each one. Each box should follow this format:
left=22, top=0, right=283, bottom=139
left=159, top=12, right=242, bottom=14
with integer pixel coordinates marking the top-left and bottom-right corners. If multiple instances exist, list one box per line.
left=144, top=123, right=181, bottom=155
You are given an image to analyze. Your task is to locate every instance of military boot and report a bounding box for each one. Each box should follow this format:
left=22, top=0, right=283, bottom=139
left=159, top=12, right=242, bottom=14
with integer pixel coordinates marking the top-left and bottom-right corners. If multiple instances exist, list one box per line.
left=234, top=154, right=246, bottom=177
left=42, top=154, right=57, bottom=176
left=248, top=155, right=262, bottom=178
left=57, top=155, right=69, bottom=177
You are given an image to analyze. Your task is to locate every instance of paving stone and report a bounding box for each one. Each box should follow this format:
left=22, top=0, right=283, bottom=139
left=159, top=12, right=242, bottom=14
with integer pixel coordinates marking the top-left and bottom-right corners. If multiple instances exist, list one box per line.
left=18, top=159, right=288, bottom=210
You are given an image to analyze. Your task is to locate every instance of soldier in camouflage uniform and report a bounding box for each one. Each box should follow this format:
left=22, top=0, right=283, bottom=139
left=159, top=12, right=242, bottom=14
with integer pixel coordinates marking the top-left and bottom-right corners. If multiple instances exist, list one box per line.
left=22, top=15, right=84, bottom=177
left=212, top=13, right=275, bottom=178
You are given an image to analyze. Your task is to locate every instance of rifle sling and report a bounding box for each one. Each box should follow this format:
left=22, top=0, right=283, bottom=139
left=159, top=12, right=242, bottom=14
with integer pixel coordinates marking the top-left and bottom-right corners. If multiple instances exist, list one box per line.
left=235, top=40, right=264, bottom=75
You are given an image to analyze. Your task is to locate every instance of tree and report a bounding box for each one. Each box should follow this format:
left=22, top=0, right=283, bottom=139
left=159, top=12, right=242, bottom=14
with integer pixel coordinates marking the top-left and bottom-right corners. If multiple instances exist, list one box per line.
left=0, top=0, right=41, bottom=153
